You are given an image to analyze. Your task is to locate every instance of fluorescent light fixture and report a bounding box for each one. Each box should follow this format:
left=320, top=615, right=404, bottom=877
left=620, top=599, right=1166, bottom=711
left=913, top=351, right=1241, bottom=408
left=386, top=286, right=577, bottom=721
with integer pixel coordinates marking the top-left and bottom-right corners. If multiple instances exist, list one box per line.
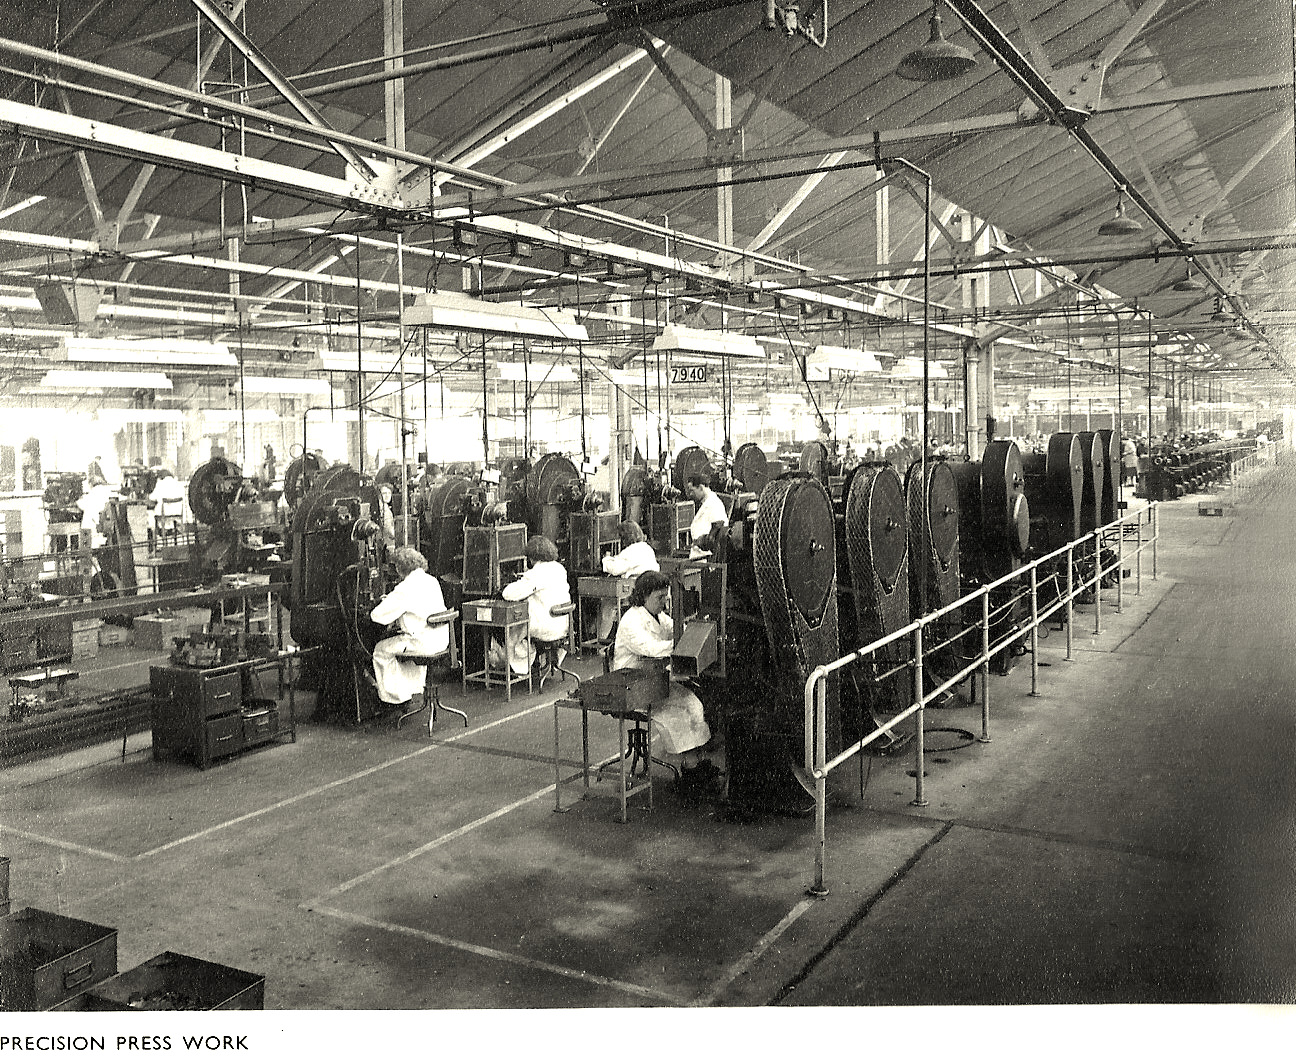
left=890, top=356, right=949, bottom=379
left=497, top=362, right=577, bottom=383
left=41, top=369, right=172, bottom=389
left=653, top=324, right=764, bottom=359
left=203, top=409, right=283, bottom=424
left=808, top=346, right=883, bottom=373
left=56, top=336, right=237, bottom=367
left=95, top=408, right=186, bottom=424
left=313, top=351, right=426, bottom=374
left=406, top=290, right=588, bottom=342
left=240, top=375, right=333, bottom=396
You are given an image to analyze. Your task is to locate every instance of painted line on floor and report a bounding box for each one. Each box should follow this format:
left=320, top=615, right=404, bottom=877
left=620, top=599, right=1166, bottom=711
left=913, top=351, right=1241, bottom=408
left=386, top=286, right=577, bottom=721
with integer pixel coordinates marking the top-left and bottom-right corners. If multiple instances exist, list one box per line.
left=314, top=782, right=558, bottom=900
left=0, top=825, right=130, bottom=862
left=133, top=702, right=551, bottom=860
left=436, top=701, right=549, bottom=742
left=694, top=896, right=820, bottom=1007
left=309, top=905, right=686, bottom=1005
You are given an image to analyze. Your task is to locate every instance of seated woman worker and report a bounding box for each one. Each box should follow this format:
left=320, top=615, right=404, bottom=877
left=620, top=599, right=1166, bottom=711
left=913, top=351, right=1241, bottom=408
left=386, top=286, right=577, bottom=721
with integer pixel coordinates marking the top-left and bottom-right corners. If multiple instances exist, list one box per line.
left=595, top=520, right=659, bottom=639
left=492, top=534, right=571, bottom=676
left=612, top=569, right=717, bottom=782
left=370, top=546, right=450, bottom=705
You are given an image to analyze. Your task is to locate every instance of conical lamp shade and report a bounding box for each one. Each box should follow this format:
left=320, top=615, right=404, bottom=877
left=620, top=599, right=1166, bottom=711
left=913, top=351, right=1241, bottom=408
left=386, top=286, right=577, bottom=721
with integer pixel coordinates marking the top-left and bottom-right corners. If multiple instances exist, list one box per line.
left=897, top=12, right=978, bottom=81
left=1098, top=198, right=1143, bottom=237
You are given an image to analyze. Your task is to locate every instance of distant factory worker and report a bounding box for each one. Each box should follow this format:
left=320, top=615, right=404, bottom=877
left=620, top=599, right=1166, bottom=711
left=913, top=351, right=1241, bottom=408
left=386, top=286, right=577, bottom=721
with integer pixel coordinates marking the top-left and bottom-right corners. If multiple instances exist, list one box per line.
left=613, top=570, right=712, bottom=772
left=602, top=520, right=658, bottom=579
left=685, top=473, right=726, bottom=559
left=377, top=483, right=398, bottom=548
left=596, top=520, right=659, bottom=639
left=86, top=456, right=108, bottom=488
left=148, top=469, right=185, bottom=508
left=493, top=535, right=571, bottom=676
left=1121, top=437, right=1138, bottom=485
left=77, top=480, right=114, bottom=548
left=370, top=546, right=449, bottom=706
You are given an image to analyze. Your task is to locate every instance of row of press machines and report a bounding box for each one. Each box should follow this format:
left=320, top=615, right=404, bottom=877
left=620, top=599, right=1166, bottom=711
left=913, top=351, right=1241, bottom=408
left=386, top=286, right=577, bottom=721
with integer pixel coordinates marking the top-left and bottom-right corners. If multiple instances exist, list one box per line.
left=283, top=428, right=1143, bottom=816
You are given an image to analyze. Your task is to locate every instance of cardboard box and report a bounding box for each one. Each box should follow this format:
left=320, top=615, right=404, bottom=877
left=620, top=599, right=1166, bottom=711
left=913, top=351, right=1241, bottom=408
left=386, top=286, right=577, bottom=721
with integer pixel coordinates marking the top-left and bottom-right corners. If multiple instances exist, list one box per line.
left=135, top=614, right=190, bottom=650
left=71, top=631, right=98, bottom=661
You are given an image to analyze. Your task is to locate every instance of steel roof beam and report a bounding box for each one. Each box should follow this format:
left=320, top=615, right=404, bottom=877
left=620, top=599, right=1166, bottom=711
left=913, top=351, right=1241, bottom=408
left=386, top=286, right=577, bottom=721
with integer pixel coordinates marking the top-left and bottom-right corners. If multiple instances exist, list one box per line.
left=188, top=0, right=377, bottom=182
left=0, top=98, right=408, bottom=212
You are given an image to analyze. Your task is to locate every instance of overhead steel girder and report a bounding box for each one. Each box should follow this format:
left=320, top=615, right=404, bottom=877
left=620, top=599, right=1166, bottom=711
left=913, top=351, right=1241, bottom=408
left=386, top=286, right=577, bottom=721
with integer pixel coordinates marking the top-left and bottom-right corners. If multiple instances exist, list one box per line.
left=840, top=233, right=1296, bottom=284
left=0, top=98, right=412, bottom=212
left=429, top=65, right=1284, bottom=216
left=943, top=0, right=1250, bottom=321
left=188, top=0, right=377, bottom=181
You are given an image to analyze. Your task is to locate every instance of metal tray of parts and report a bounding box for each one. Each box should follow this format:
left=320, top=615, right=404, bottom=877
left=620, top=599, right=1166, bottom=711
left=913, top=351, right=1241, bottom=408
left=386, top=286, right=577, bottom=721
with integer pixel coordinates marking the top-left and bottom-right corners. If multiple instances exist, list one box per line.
left=52, top=950, right=264, bottom=1011
left=0, top=907, right=118, bottom=1011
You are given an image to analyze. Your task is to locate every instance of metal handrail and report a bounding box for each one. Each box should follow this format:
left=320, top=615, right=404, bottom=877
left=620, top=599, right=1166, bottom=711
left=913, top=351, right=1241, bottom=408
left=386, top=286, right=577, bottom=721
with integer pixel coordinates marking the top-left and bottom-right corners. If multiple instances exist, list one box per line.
left=802, top=498, right=1162, bottom=897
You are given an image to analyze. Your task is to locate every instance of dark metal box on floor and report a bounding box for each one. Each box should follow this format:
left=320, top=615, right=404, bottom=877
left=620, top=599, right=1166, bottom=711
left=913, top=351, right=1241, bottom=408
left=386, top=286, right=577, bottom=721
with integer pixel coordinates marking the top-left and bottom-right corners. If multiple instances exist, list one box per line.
left=0, top=907, right=118, bottom=1010
left=52, top=951, right=265, bottom=1011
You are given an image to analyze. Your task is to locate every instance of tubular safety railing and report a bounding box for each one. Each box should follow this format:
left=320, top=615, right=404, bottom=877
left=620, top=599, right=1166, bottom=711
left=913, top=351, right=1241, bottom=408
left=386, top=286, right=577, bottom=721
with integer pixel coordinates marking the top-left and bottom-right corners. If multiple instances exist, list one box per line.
left=1220, top=440, right=1284, bottom=506
left=800, top=499, right=1162, bottom=897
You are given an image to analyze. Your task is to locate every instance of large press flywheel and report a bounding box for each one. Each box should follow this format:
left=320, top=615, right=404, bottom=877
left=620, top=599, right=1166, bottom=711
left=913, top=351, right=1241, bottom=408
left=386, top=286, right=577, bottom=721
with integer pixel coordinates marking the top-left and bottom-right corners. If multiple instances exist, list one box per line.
left=732, top=442, right=773, bottom=494
left=754, top=475, right=840, bottom=749
left=905, top=459, right=960, bottom=616
left=671, top=445, right=717, bottom=492
left=188, top=457, right=243, bottom=526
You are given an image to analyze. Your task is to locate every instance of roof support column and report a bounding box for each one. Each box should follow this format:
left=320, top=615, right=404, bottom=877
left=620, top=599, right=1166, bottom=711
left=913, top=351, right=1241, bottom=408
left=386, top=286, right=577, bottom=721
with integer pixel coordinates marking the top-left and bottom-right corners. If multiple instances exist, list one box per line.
left=715, top=74, right=734, bottom=265
left=383, top=0, right=406, bottom=153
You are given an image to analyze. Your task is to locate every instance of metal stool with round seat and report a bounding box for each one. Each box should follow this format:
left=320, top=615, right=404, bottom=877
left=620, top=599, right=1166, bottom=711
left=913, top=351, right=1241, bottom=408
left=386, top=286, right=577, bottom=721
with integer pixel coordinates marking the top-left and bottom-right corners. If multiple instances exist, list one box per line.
left=394, top=608, right=467, bottom=731
left=532, top=600, right=580, bottom=691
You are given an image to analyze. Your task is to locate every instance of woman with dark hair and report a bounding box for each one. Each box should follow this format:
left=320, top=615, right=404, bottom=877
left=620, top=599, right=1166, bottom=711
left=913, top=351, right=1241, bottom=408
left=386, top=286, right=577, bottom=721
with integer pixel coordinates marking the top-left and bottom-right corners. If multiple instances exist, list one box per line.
left=370, top=546, right=449, bottom=704
left=613, top=570, right=712, bottom=772
left=494, top=534, right=571, bottom=676
left=601, top=520, right=658, bottom=579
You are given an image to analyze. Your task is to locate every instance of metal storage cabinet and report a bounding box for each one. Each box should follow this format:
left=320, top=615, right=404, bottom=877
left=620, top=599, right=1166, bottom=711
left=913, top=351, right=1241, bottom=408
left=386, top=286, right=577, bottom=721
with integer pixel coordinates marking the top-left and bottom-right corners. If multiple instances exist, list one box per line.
left=149, top=666, right=243, bottom=769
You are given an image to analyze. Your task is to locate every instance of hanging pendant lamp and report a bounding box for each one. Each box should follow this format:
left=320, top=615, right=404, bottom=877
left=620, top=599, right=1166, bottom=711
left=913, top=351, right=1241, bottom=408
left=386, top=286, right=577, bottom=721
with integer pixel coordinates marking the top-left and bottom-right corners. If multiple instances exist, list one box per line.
left=897, top=2, right=978, bottom=82
left=1097, top=192, right=1144, bottom=237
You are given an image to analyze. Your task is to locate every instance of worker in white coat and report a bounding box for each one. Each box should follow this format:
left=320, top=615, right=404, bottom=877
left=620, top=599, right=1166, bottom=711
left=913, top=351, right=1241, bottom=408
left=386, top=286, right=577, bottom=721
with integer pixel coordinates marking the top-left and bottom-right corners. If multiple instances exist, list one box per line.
left=370, top=546, right=449, bottom=705
left=685, top=473, right=726, bottom=559
left=492, top=535, right=570, bottom=676
left=613, top=570, right=715, bottom=781
left=596, top=520, right=659, bottom=638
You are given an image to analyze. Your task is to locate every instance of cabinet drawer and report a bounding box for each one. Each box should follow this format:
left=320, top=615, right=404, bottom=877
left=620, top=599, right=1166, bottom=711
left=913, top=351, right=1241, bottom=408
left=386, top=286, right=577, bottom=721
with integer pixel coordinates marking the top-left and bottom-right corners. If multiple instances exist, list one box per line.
left=200, top=672, right=242, bottom=718
left=204, top=714, right=243, bottom=760
left=242, top=707, right=278, bottom=747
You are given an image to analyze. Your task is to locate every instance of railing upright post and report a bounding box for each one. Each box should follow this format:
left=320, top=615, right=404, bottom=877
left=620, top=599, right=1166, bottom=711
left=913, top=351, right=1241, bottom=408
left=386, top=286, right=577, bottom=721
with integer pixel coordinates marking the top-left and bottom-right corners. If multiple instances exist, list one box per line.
left=978, top=591, right=992, bottom=744
left=1093, top=532, right=1103, bottom=637
left=1152, top=503, right=1159, bottom=580
left=809, top=673, right=828, bottom=897
left=1065, top=542, right=1074, bottom=660
left=1135, top=508, right=1143, bottom=595
left=1029, top=564, right=1041, bottom=696
left=911, top=624, right=928, bottom=807
left=1116, top=520, right=1124, bottom=613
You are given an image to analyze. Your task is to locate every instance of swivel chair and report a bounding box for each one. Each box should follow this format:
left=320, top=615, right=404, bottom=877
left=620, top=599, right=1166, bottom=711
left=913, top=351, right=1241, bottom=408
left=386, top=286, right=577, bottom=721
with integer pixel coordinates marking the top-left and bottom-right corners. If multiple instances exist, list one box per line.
left=532, top=600, right=580, bottom=691
left=394, top=608, right=467, bottom=731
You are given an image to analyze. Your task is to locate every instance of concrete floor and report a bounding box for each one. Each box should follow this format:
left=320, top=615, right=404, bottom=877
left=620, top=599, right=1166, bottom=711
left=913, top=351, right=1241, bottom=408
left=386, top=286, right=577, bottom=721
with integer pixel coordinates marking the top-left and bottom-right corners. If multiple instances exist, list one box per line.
left=4, top=467, right=1296, bottom=1017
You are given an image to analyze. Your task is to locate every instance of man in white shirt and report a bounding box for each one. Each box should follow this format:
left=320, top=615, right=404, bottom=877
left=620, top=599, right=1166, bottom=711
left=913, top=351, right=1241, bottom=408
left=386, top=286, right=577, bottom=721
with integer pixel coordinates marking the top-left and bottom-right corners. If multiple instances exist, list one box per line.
left=685, top=474, right=726, bottom=559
